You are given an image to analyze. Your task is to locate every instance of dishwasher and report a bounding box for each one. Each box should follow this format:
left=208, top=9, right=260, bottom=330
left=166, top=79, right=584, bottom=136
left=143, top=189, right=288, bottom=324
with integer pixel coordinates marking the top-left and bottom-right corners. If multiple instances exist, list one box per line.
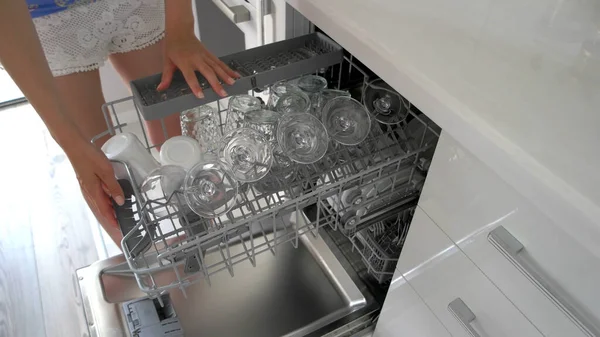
left=77, top=30, right=441, bottom=337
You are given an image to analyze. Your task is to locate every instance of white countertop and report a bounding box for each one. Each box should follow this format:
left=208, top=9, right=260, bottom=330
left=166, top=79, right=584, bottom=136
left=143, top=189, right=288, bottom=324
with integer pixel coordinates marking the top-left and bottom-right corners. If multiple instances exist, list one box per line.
left=287, top=0, right=600, bottom=240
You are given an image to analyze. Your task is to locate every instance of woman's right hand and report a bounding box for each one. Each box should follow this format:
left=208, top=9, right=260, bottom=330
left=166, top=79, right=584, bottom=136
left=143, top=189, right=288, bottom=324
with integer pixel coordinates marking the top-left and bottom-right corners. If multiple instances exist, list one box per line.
left=63, top=136, right=125, bottom=229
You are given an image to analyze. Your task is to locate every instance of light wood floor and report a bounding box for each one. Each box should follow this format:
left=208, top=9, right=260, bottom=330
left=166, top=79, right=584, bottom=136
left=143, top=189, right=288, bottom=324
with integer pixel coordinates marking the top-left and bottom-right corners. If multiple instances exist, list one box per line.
left=0, top=103, right=101, bottom=337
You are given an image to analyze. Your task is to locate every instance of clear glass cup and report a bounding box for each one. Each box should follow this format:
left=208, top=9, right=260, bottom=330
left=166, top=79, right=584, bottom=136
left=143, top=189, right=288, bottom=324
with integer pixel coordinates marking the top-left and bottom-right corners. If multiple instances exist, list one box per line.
left=219, top=128, right=273, bottom=182
left=277, top=113, right=329, bottom=164
left=181, top=105, right=222, bottom=154
left=267, top=81, right=301, bottom=109
left=316, top=89, right=351, bottom=118
left=184, top=160, right=238, bottom=218
left=243, top=109, right=280, bottom=143
left=224, top=95, right=262, bottom=134
left=274, top=90, right=311, bottom=115
left=322, top=96, right=372, bottom=146
left=296, top=75, right=328, bottom=115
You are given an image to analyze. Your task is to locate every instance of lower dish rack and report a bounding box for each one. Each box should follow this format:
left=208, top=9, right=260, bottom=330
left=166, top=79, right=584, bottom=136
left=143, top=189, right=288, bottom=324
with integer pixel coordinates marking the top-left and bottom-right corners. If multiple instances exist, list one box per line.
left=96, top=55, right=440, bottom=299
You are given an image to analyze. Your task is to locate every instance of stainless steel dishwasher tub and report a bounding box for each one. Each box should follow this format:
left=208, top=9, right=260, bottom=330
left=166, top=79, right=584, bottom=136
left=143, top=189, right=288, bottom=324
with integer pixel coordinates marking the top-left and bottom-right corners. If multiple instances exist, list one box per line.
left=77, top=217, right=370, bottom=337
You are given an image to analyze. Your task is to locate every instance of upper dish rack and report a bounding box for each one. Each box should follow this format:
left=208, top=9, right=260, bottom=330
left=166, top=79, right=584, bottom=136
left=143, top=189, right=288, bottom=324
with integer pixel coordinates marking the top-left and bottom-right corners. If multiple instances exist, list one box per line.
left=95, top=49, right=440, bottom=299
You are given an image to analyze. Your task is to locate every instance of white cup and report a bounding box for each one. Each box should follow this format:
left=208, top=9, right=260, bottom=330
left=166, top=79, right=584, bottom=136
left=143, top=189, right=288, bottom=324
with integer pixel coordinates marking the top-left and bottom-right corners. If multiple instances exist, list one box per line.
left=159, top=136, right=203, bottom=172
left=101, top=132, right=160, bottom=185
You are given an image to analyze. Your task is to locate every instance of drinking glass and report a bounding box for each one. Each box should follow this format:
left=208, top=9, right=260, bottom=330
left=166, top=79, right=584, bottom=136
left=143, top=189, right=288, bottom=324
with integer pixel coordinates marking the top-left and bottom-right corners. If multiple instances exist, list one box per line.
left=267, top=81, right=301, bottom=109
left=316, top=89, right=351, bottom=118
left=181, top=105, right=222, bottom=153
left=224, top=95, right=262, bottom=134
left=219, top=128, right=273, bottom=182
left=296, top=75, right=328, bottom=115
left=277, top=113, right=329, bottom=164
left=243, top=109, right=280, bottom=143
left=274, top=90, right=311, bottom=115
left=184, top=160, right=238, bottom=218
left=322, top=97, right=371, bottom=146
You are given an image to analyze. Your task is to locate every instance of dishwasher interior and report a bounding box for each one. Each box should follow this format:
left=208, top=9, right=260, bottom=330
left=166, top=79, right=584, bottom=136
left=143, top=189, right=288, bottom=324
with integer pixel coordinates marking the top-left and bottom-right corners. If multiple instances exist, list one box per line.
left=78, top=29, right=441, bottom=337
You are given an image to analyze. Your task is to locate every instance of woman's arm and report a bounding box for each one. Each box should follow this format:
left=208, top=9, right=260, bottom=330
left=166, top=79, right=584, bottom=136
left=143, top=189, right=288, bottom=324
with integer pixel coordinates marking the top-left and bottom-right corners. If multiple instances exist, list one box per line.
left=158, top=0, right=240, bottom=98
left=0, top=0, right=125, bottom=226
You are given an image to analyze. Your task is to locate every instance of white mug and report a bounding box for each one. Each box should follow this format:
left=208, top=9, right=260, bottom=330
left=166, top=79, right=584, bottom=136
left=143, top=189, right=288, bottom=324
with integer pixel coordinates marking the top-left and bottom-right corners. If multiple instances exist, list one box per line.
left=159, top=136, right=203, bottom=172
left=101, top=132, right=160, bottom=185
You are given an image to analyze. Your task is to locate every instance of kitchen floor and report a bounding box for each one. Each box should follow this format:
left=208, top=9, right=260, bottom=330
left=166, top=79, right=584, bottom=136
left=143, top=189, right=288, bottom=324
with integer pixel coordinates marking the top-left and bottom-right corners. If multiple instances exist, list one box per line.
left=0, top=102, right=107, bottom=337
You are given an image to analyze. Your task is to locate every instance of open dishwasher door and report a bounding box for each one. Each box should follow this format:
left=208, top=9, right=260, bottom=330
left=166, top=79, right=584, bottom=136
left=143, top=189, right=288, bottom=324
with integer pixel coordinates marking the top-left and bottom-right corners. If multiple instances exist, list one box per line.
left=77, top=213, right=378, bottom=337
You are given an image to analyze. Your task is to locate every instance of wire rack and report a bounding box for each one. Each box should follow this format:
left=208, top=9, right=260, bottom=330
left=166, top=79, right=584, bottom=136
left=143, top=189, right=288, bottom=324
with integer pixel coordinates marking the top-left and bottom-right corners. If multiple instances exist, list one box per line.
left=350, top=207, right=415, bottom=284
left=95, top=55, right=440, bottom=298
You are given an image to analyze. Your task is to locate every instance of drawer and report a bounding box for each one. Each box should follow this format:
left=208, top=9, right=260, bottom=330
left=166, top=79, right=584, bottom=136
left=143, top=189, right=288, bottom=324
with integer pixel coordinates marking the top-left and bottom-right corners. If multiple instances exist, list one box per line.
left=397, top=208, right=541, bottom=337
left=374, top=271, right=450, bottom=337
left=419, top=132, right=600, bottom=336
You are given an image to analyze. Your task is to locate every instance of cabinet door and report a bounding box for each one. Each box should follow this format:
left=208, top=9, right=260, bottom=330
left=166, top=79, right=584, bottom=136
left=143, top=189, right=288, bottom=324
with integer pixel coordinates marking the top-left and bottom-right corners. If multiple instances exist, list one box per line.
left=419, top=132, right=600, bottom=336
left=374, top=271, right=450, bottom=337
left=398, top=209, right=542, bottom=337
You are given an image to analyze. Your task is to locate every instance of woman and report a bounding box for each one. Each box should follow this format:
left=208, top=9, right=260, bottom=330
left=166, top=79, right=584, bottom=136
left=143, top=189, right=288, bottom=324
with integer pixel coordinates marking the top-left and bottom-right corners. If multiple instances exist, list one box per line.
left=0, top=0, right=237, bottom=244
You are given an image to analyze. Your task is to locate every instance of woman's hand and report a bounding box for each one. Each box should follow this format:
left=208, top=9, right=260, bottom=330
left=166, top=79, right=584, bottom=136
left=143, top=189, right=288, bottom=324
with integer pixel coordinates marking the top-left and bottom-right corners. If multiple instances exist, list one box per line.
left=63, top=136, right=125, bottom=229
left=158, top=0, right=240, bottom=98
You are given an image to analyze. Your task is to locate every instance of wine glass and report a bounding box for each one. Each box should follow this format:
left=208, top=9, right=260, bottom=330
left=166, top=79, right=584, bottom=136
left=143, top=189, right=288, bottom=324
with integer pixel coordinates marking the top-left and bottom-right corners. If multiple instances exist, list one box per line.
left=277, top=113, right=329, bottom=164
left=296, top=75, right=328, bottom=115
left=322, top=96, right=371, bottom=146
left=219, top=128, right=273, bottom=182
left=274, top=90, right=311, bottom=115
left=317, top=89, right=351, bottom=118
left=184, top=160, right=238, bottom=218
left=225, top=95, right=262, bottom=134
left=181, top=105, right=222, bottom=154
left=140, top=165, right=188, bottom=219
left=254, top=144, right=298, bottom=194
left=362, top=79, right=408, bottom=124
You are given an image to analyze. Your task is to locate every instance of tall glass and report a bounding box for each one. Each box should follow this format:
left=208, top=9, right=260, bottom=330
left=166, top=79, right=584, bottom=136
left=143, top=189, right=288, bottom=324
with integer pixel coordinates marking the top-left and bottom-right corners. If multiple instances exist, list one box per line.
left=267, top=81, right=301, bottom=109
left=224, top=95, right=262, bottom=134
left=243, top=109, right=280, bottom=143
left=277, top=113, right=329, bottom=164
left=274, top=90, right=311, bottom=115
left=181, top=105, right=222, bottom=154
left=296, top=75, right=328, bottom=115
left=219, top=128, right=273, bottom=182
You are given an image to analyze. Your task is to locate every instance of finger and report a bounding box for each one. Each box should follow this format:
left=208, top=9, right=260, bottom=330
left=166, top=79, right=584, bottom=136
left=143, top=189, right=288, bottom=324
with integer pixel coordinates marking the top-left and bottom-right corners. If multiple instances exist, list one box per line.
left=93, top=185, right=118, bottom=228
left=157, top=62, right=176, bottom=91
left=99, top=162, right=125, bottom=206
left=196, top=60, right=227, bottom=97
left=206, top=58, right=235, bottom=86
left=210, top=55, right=241, bottom=79
left=181, top=67, right=204, bottom=99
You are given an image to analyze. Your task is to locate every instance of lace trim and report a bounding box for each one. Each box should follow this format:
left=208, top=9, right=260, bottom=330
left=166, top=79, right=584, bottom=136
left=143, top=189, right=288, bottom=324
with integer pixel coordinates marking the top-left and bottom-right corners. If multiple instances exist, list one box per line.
left=110, top=31, right=164, bottom=55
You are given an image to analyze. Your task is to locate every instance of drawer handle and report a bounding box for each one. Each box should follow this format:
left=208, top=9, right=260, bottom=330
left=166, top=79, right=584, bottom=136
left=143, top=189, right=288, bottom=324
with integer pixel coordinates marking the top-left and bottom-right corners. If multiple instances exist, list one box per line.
left=448, top=298, right=481, bottom=337
left=489, top=226, right=600, bottom=337
left=212, top=0, right=251, bottom=23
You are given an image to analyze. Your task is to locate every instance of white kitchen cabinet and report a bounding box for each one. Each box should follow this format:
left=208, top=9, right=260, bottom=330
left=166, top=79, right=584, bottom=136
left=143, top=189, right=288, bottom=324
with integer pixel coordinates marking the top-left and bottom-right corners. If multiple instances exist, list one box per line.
left=374, top=270, right=451, bottom=337
left=419, top=132, right=600, bottom=336
left=395, top=207, right=542, bottom=337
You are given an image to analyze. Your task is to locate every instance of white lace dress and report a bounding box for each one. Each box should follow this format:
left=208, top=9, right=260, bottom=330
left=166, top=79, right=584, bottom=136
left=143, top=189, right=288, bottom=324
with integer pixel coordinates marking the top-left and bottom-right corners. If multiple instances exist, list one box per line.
left=33, top=0, right=165, bottom=76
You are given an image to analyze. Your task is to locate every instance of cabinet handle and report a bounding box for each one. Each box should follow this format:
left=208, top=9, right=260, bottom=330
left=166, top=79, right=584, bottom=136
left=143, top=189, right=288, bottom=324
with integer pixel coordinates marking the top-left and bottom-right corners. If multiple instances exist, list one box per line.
left=489, top=226, right=600, bottom=337
left=448, top=298, right=481, bottom=337
left=212, top=0, right=251, bottom=23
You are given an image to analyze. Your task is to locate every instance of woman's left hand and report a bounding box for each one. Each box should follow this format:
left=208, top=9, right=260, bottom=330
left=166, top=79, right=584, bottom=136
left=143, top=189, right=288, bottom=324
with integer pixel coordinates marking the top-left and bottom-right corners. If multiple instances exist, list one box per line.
left=157, top=30, right=240, bottom=99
